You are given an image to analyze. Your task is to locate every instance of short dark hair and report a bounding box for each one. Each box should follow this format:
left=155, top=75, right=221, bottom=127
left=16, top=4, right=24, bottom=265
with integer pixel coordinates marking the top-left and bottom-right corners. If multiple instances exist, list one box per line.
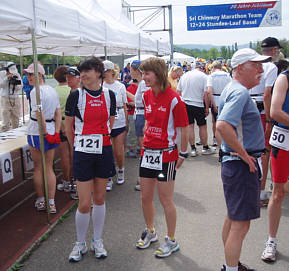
left=53, top=66, right=67, bottom=83
left=77, top=56, right=104, bottom=78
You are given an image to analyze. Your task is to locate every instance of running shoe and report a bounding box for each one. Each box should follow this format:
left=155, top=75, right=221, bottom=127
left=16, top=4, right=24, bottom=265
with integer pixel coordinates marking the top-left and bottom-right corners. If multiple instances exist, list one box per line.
left=71, top=181, right=77, bottom=193
left=35, top=201, right=46, bottom=211
left=221, top=262, right=256, bottom=271
left=68, top=242, right=88, bottom=262
left=154, top=237, right=179, bottom=258
left=57, top=180, right=70, bottom=192
left=70, top=191, right=79, bottom=200
left=261, top=240, right=277, bottom=262
left=91, top=239, right=107, bottom=258
left=191, top=149, right=198, bottom=157
left=106, top=178, right=113, bottom=191
left=136, top=228, right=158, bottom=249
left=117, top=170, right=125, bottom=185
left=49, top=203, right=57, bottom=214
left=202, top=147, right=216, bottom=155
left=212, top=137, right=218, bottom=147
left=135, top=184, right=141, bottom=191
left=196, top=140, right=202, bottom=146
left=260, top=192, right=270, bottom=207
left=126, top=150, right=137, bottom=158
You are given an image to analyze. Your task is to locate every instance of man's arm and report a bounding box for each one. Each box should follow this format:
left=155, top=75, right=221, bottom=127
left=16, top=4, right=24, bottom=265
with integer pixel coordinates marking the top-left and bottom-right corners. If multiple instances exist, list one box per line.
left=207, top=86, right=217, bottom=112
left=263, top=86, right=273, bottom=120
left=216, top=120, right=257, bottom=172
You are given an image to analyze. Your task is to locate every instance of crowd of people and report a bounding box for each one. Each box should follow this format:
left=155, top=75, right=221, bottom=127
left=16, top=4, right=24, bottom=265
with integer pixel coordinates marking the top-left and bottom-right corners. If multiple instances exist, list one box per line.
left=0, top=35, right=288, bottom=270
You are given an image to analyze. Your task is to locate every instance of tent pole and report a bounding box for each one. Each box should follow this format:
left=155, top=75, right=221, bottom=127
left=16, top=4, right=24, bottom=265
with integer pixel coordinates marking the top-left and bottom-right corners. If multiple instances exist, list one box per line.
left=104, top=46, right=107, bottom=60
left=31, top=27, right=51, bottom=224
left=168, top=5, right=174, bottom=66
left=19, top=48, right=25, bottom=125
left=62, top=52, right=65, bottom=65
left=138, top=34, right=141, bottom=60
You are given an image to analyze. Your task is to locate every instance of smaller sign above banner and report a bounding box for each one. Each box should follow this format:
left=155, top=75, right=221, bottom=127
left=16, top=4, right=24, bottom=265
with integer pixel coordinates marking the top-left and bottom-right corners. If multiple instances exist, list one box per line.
left=187, top=1, right=282, bottom=31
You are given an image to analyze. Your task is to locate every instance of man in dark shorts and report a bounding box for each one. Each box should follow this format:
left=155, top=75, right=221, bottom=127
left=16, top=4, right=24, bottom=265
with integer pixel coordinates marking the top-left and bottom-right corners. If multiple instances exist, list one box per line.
left=216, top=48, right=271, bottom=271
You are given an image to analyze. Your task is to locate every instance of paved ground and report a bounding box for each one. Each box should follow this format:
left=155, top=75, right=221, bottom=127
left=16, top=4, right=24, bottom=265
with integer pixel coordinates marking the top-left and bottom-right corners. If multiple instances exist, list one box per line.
left=16, top=84, right=289, bottom=270
left=19, top=147, right=289, bottom=270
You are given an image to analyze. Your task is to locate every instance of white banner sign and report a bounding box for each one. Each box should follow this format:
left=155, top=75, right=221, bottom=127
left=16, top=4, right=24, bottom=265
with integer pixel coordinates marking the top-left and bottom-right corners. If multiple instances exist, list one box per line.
left=0, top=152, right=14, bottom=184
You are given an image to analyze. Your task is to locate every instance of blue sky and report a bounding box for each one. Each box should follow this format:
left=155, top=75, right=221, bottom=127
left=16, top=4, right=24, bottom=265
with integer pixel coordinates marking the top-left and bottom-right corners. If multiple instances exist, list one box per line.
left=99, top=0, right=288, bottom=46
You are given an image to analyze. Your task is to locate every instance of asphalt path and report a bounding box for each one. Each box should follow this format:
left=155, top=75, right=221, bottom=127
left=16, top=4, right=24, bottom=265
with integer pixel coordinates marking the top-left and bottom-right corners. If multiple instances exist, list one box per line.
left=20, top=120, right=289, bottom=271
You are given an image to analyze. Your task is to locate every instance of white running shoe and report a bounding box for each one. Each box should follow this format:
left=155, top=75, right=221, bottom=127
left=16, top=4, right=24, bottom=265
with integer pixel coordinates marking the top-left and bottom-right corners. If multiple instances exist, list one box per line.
left=261, top=240, right=277, bottom=262
left=57, top=180, right=70, bottom=192
left=68, top=242, right=88, bottom=262
left=136, top=228, right=158, bottom=249
left=191, top=149, right=198, bottom=157
left=155, top=237, right=179, bottom=258
left=106, top=178, right=113, bottom=191
left=117, top=170, right=125, bottom=185
left=91, top=239, right=107, bottom=258
left=202, top=147, right=216, bottom=155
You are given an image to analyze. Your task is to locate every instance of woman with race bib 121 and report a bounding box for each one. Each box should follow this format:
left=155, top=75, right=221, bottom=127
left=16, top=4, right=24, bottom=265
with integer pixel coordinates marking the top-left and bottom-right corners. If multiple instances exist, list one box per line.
left=65, top=57, right=116, bottom=262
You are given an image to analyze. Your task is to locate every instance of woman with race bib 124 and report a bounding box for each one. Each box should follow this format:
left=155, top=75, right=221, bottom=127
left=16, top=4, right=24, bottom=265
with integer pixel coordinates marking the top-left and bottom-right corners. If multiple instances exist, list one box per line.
left=136, top=57, right=189, bottom=258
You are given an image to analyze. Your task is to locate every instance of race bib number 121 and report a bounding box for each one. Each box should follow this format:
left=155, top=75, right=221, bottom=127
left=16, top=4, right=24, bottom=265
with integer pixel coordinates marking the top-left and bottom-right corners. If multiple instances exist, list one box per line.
left=74, top=134, right=103, bottom=154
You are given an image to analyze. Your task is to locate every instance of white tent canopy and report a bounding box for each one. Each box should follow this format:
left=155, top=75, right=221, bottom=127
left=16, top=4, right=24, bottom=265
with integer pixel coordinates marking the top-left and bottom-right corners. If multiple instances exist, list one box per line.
left=0, top=0, right=170, bottom=56
left=124, top=54, right=157, bottom=66
left=161, top=52, right=195, bottom=64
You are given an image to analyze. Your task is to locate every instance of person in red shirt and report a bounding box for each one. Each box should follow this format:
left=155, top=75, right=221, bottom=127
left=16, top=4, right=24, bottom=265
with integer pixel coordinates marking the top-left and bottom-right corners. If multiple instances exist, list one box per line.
left=135, top=57, right=189, bottom=258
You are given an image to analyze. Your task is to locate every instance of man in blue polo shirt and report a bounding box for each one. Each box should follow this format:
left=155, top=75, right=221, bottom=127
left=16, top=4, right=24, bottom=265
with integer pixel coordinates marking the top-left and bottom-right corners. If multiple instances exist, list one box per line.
left=216, top=48, right=271, bottom=271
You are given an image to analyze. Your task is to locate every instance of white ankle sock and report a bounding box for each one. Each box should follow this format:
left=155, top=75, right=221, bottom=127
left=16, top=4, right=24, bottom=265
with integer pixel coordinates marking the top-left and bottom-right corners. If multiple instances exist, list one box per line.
left=225, top=265, right=238, bottom=271
left=36, top=197, right=45, bottom=203
left=49, top=199, right=55, bottom=205
left=92, top=203, right=106, bottom=240
left=75, top=209, right=90, bottom=243
left=260, top=190, right=266, bottom=199
left=268, top=236, right=277, bottom=243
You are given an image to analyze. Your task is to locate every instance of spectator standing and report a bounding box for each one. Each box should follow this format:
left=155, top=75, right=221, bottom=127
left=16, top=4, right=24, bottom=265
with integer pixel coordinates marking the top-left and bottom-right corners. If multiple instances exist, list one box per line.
left=207, top=61, right=232, bottom=146
left=0, top=62, right=23, bottom=131
left=168, top=66, right=183, bottom=91
left=53, top=66, right=73, bottom=195
left=121, top=62, right=130, bottom=81
left=103, top=60, right=128, bottom=191
left=26, top=63, right=62, bottom=214
left=216, top=48, right=270, bottom=271
left=177, top=63, right=215, bottom=156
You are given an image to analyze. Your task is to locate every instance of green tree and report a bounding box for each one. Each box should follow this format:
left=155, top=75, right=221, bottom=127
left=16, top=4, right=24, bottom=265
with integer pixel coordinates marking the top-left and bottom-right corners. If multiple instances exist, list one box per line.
left=220, top=46, right=228, bottom=59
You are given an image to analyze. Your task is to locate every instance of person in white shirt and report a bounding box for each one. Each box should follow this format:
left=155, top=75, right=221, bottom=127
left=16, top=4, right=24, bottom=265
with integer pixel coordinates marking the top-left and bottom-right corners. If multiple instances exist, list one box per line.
left=0, top=62, right=23, bottom=131
left=177, top=65, right=215, bottom=157
left=207, top=61, right=232, bottom=146
left=26, top=63, right=62, bottom=214
left=103, top=60, right=128, bottom=191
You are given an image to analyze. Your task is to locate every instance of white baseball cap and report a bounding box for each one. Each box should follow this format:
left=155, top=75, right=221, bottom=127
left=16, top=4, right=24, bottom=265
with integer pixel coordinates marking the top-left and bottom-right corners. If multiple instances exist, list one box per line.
left=103, top=60, right=114, bottom=71
left=231, top=48, right=271, bottom=69
left=24, top=63, right=45, bottom=75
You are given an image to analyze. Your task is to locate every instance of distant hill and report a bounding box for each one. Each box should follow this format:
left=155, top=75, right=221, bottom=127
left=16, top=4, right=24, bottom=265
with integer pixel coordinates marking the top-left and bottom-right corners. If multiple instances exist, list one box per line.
left=176, top=43, right=251, bottom=50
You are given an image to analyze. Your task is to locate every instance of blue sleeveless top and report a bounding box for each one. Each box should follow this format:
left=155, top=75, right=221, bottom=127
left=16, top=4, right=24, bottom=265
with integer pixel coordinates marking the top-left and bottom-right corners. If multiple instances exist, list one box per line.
left=277, top=70, right=289, bottom=130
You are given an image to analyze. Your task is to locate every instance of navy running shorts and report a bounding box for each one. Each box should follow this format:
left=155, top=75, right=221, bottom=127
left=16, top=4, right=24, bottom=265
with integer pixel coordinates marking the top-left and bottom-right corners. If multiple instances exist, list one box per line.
left=73, top=145, right=116, bottom=181
left=139, top=157, right=176, bottom=182
left=27, top=135, right=59, bottom=152
left=110, top=126, right=126, bottom=138
left=221, top=160, right=261, bottom=221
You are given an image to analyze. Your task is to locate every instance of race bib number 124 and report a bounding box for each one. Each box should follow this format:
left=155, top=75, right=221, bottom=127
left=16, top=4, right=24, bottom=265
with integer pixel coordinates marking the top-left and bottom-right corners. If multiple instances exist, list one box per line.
left=141, top=149, right=163, bottom=170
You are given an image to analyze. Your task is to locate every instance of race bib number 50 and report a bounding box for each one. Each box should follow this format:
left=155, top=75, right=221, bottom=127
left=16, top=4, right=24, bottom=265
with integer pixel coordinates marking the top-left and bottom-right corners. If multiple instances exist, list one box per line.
left=74, top=134, right=103, bottom=154
left=141, top=149, right=163, bottom=170
left=269, top=126, right=289, bottom=151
